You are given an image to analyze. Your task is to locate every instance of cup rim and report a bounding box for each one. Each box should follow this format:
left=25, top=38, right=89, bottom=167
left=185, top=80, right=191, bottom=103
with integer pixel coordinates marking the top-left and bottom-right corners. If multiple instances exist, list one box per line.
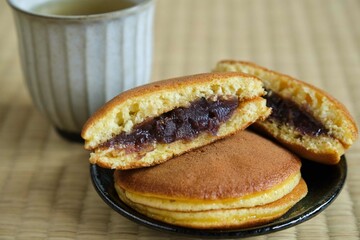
left=7, top=0, right=154, bottom=21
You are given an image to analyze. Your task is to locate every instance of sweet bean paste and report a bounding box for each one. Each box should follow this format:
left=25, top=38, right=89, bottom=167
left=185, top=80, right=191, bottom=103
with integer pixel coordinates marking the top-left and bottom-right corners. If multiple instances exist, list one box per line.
left=264, top=89, right=328, bottom=136
left=101, top=96, right=239, bottom=152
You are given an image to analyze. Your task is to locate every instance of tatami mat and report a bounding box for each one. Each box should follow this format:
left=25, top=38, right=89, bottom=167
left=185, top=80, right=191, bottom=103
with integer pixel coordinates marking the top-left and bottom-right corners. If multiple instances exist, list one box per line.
left=0, top=0, right=359, bottom=239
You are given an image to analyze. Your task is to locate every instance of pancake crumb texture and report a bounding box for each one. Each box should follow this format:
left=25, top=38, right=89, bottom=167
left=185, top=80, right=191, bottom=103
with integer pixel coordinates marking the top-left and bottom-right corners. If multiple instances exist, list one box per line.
left=114, top=131, right=307, bottom=229
left=215, top=60, right=358, bottom=164
left=254, top=120, right=344, bottom=164
left=82, top=73, right=271, bottom=169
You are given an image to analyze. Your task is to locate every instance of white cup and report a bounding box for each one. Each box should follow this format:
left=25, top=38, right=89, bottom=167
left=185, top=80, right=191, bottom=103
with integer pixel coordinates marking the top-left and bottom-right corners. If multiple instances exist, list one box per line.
left=7, top=0, right=155, bottom=141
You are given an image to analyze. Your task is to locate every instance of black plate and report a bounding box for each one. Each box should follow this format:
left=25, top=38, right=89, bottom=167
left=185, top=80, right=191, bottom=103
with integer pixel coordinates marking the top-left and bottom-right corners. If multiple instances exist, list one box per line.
left=90, top=156, right=347, bottom=238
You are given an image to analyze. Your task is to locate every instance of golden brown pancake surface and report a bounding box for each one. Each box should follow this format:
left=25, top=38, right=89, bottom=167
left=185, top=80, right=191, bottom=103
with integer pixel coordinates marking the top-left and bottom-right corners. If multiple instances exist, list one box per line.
left=115, top=130, right=302, bottom=200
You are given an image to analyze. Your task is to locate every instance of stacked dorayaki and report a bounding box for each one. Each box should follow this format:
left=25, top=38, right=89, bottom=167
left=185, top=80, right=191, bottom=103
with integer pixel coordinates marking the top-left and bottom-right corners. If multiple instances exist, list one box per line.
left=82, top=62, right=357, bottom=229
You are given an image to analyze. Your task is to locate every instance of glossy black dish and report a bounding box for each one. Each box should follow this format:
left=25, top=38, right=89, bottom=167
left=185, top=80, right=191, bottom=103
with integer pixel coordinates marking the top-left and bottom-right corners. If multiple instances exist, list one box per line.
left=90, top=156, right=347, bottom=238
left=56, top=128, right=84, bottom=143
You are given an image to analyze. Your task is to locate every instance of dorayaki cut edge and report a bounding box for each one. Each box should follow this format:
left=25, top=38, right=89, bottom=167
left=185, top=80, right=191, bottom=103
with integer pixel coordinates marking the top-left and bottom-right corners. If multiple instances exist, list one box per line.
left=214, top=60, right=358, bottom=164
left=82, top=72, right=271, bottom=169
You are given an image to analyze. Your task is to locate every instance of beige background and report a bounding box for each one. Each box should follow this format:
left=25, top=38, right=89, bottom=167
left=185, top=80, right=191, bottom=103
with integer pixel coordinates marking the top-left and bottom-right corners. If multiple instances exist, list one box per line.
left=0, top=0, right=359, bottom=239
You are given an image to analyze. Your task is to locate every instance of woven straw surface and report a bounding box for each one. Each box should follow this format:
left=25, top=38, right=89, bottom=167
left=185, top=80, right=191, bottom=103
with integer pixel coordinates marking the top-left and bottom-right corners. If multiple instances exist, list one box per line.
left=1, top=0, right=359, bottom=239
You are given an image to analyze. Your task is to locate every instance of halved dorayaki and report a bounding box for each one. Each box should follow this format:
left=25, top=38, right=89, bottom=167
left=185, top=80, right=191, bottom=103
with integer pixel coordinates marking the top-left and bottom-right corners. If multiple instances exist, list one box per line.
left=82, top=72, right=271, bottom=169
left=215, top=60, right=358, bottom=164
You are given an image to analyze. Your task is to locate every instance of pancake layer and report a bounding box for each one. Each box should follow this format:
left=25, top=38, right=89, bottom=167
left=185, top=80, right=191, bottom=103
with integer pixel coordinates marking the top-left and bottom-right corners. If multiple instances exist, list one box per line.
left=115, top=179, right=307, bottom=229
left=115, top=172, right=301, bottom=211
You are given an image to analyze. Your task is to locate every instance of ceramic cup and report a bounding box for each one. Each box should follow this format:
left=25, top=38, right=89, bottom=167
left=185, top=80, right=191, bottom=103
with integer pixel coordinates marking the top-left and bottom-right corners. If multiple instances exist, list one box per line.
left=7, top=0, right=154, bottom=141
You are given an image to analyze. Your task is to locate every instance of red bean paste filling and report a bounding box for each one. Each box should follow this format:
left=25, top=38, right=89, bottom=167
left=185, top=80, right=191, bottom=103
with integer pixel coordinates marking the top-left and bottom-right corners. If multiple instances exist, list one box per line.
left=101, top=96, right=239, bottom=152
left=264, top=89, right=328, bottom=136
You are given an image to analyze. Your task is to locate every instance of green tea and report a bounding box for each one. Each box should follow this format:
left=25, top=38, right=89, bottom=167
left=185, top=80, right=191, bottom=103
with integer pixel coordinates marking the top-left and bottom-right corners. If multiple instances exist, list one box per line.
left=32, top=0, right=135, bottom=16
